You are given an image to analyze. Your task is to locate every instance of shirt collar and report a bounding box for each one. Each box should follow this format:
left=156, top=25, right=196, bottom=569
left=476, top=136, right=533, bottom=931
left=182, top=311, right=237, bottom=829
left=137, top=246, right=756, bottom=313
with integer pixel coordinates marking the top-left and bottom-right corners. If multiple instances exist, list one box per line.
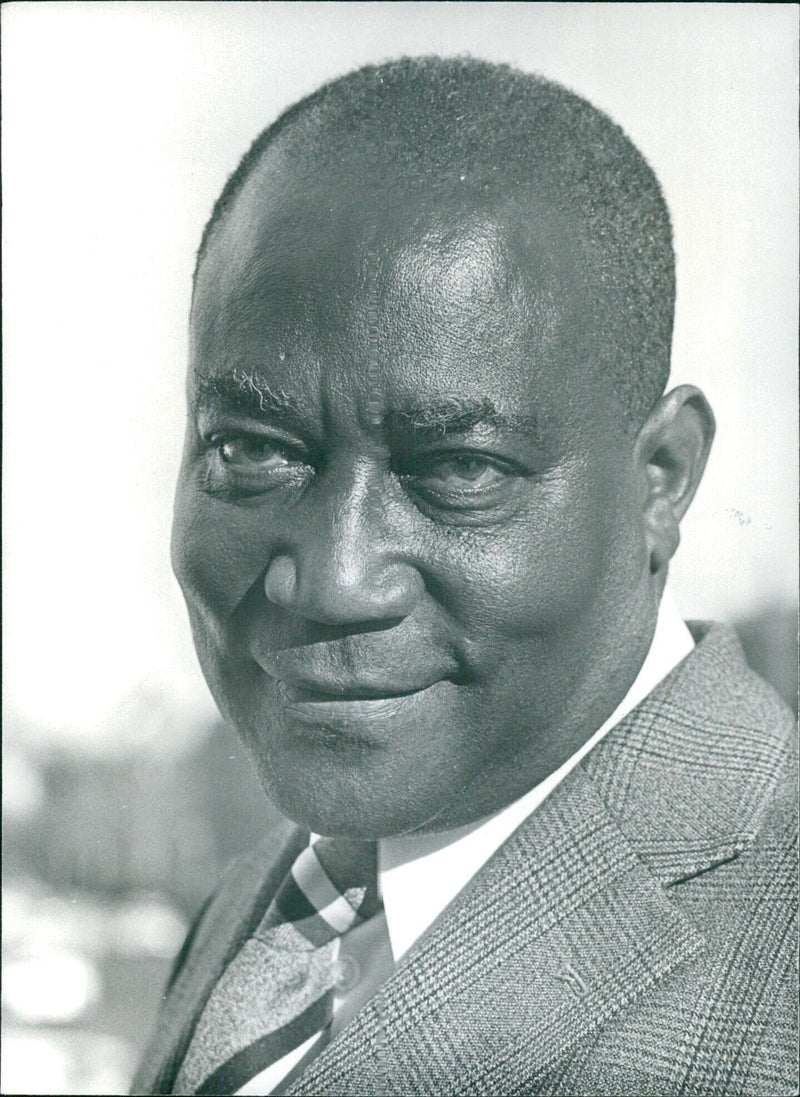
left=379, top=592, right=694, bottom=961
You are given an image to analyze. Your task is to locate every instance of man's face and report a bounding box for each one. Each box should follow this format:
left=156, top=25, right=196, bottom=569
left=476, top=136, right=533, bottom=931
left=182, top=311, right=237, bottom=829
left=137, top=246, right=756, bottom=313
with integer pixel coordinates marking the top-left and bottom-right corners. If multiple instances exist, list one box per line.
left=173, top=168, right=652, bottom=838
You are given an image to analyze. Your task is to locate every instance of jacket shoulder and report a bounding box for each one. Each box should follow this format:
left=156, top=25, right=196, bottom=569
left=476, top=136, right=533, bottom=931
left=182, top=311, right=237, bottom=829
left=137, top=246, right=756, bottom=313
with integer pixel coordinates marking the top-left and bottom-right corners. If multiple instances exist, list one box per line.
left=573, top=625, right=799, bottom=1096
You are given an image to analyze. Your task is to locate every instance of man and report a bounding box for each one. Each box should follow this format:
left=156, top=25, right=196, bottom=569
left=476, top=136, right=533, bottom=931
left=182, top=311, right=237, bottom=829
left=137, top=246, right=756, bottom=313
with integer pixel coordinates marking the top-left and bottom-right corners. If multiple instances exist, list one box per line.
left=135, top=58, right=797, bottom=1095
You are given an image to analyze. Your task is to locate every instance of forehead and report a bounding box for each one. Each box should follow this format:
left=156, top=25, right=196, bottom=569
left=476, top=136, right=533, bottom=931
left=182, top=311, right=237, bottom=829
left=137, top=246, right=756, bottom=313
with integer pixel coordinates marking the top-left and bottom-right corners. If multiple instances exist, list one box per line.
left=190, top=155, right=602, bottom=429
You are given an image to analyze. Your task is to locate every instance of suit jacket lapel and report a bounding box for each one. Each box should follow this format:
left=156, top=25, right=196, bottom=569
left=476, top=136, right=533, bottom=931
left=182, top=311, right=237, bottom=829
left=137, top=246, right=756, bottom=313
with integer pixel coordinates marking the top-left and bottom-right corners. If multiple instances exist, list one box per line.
left=138, top=624, right=788, bottom=1095
left=133, top=820, right=308, bottom=1095
left=581, top=622, right=792, bottom=887
left=287, top=624, right=789, bottom=1095
left=287, top=767, right=705, bottom=1095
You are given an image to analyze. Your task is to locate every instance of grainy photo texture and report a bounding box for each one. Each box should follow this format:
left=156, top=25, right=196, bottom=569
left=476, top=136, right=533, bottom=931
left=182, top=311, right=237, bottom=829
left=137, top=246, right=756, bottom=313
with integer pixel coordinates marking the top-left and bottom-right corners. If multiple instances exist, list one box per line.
left=2, top=5, right=797, bottom=1096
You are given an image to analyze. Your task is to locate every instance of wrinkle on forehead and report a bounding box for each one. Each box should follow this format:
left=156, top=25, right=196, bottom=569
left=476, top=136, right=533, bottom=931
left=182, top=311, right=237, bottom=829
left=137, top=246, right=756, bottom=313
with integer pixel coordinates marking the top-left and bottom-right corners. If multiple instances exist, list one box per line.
left=192, top=160, right=590, bottom=425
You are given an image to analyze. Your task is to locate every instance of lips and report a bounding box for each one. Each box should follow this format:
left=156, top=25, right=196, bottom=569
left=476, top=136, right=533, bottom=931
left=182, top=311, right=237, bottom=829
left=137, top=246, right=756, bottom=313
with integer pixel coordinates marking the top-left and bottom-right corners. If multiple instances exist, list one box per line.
left=279, top=679, right=435, bottom=702
left=251, top=631, right=460, bottom=702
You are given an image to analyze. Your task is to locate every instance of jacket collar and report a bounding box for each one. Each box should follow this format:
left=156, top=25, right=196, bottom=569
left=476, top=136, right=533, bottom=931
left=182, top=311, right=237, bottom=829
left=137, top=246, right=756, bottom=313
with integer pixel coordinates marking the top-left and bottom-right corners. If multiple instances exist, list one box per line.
left=286, top=624, right=792, bottom=1094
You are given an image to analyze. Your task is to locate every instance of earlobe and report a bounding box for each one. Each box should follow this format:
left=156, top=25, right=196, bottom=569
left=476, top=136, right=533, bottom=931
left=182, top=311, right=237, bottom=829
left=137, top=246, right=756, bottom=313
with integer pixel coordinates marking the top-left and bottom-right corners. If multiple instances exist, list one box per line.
left=636, top=385, right=715, bottom=574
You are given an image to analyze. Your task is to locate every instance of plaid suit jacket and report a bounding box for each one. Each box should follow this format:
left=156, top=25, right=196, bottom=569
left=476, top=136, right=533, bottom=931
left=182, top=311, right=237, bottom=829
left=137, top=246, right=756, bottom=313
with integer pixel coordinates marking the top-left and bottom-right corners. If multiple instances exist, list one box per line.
left=133, top=624, right=798, bottom=1095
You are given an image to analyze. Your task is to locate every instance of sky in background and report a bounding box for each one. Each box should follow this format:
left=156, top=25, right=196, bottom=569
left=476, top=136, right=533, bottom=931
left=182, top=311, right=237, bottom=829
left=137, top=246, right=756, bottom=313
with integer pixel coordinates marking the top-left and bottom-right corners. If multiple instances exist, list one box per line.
left=3, top=2, right=798, bottom=747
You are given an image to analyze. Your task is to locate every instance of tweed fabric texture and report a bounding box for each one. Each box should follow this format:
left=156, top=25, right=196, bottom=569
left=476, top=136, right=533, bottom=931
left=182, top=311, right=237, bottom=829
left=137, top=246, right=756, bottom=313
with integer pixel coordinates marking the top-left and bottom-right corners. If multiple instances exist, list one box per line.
left=133, top=624, right=799, bottom=1096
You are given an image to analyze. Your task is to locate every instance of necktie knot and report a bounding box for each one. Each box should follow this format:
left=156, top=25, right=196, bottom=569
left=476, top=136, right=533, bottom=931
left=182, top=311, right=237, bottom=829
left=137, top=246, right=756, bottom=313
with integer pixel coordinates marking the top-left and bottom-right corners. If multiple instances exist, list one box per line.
left=174, top=836, right=382, bottom=1094
left=313, top=837, right=382, bottom=921
left=262, top=837, right=381, bottom=946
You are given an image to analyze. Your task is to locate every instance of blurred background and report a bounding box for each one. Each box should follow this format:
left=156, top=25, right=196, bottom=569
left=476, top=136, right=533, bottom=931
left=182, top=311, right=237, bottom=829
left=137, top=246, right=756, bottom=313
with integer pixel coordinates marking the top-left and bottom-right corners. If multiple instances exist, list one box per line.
left=2, top=3, right=797, bottom=1093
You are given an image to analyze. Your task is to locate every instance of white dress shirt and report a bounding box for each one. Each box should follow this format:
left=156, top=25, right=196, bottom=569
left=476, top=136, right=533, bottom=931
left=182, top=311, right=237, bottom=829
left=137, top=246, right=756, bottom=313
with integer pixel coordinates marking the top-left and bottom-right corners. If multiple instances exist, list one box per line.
left=380, top=592, right=693, bottom=960
left=236, top=593, right=694, bottom=1094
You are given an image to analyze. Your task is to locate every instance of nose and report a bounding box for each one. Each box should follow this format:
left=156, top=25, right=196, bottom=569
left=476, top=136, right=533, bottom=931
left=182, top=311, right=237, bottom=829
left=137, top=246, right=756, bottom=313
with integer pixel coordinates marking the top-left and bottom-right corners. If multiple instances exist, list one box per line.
left=263, top=468, right=424, bottom=626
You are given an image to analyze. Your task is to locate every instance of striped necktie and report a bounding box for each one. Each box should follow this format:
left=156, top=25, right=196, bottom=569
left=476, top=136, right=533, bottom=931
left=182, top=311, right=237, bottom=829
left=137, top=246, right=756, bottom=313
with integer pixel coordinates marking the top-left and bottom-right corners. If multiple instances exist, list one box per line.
left=173, top=837, right=381, bottom=1096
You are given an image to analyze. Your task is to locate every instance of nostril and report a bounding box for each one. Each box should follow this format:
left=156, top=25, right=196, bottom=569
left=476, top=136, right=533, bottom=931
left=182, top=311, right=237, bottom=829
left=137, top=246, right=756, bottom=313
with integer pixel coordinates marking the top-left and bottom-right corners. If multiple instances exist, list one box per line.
left=264, top=555, right=298, bottom=608
left=264, top=546, right=424, bottom=626
left=380, top=567, right=426, bottom=618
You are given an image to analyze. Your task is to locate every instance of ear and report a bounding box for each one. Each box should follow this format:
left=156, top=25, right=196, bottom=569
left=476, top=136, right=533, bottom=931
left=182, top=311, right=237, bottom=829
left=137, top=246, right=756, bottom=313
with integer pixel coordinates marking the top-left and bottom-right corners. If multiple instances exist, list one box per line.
left=634, top=385, right=715, bottom=575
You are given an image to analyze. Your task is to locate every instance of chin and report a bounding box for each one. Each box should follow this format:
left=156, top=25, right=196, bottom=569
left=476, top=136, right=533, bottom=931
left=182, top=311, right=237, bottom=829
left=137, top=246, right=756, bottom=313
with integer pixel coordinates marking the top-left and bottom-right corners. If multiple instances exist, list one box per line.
left=227, top=692, right=439, bottom=838
left=266, top=787, right=415, bottom=840
left=250, top=752, right=432, bottom=840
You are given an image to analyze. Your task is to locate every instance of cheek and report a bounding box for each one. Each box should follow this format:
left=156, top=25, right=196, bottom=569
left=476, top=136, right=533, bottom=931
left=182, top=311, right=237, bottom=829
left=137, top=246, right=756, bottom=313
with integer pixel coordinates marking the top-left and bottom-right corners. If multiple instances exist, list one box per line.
left=172, top=478, right=274, bottom=623
left=435, top=467, right=633, bottom=641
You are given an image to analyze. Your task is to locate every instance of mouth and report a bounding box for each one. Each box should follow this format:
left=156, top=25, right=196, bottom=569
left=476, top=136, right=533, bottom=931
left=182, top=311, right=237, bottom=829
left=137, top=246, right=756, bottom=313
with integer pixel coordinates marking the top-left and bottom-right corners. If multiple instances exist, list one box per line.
left=258, top=654, right=455, bottom=703
left=280, top=681, right=432, bottom=703
left=272, top=677, right=448, bottom=727
left=251, top=633, right=461, bottom=725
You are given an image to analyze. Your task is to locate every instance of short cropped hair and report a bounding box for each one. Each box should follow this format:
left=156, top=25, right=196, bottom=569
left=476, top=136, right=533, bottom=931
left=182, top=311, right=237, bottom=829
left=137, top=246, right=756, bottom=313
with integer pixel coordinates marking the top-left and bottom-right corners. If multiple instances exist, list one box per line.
left=196, top=56, right=675, bottom=428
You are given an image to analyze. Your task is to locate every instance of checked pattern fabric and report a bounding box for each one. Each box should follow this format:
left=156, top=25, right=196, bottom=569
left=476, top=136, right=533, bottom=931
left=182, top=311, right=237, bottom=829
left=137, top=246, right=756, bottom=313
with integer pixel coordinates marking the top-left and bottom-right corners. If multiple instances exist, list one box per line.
left=173, top=837, right=381, bottom=1096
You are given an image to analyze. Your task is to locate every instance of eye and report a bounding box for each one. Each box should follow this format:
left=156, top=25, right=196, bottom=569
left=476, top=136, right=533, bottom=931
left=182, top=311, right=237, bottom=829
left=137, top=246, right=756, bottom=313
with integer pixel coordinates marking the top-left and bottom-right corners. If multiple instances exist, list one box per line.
left=217, top=436, right=292, bottom=471
left=421, top=453, right=506, bottom=488
left=403, top=450, right=523, bottom=511
left=202, top=431, right=311, bottom=497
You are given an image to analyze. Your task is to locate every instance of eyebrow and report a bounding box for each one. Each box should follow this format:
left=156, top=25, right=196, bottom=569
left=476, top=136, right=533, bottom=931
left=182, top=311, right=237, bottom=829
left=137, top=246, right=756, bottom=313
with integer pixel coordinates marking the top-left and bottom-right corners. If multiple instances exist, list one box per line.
left=194, top=372, right=539, bottom=443
left=194, top=370, right=307, bottom=430
left=386, top=399, right=540, bottom=442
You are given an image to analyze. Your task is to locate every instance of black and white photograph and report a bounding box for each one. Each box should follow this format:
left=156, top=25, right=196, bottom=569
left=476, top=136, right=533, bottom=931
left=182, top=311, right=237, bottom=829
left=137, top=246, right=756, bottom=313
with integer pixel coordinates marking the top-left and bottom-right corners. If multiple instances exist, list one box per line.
left=2, top=4, right=798, bottom=1094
